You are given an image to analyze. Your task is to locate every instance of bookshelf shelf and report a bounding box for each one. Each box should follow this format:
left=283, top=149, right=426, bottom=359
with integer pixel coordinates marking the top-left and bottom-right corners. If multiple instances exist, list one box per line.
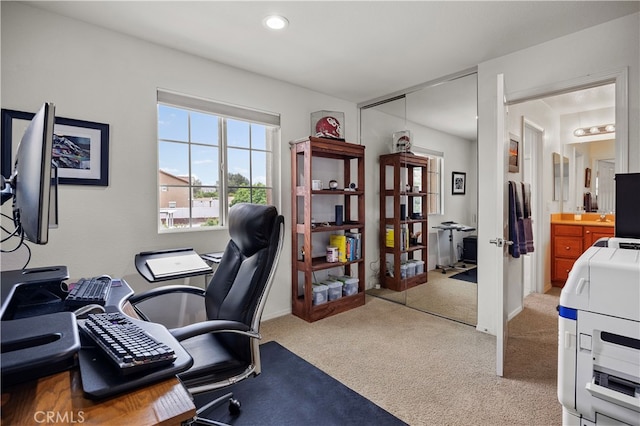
left=379, top=153, right=429, bottom=292
left=290, top=137, right=366, bottom=322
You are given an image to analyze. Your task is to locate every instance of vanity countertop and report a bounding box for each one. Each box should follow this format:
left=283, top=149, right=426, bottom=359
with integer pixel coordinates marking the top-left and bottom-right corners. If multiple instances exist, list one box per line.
left=551, top=213, right=615, bottom=227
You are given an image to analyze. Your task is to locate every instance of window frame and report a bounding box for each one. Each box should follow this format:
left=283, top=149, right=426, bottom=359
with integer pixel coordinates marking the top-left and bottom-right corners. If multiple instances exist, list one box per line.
left=157, top=90, right=280, bottom=232
left=411, top=147, right=444, bottom=216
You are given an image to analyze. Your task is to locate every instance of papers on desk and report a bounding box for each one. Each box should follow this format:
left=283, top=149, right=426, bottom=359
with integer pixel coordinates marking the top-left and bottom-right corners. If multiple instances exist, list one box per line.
left=145, top=253, right=211, bottom=279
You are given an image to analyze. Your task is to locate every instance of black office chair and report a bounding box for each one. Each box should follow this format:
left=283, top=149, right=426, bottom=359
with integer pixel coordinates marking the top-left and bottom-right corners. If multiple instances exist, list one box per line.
left=128, top=203, right=284, bottom=426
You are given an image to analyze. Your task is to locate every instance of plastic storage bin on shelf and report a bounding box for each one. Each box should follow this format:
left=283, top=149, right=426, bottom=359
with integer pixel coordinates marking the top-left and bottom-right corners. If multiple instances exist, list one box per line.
left=323, top=280, right=343, bottom=301
left=332, top=275, right=358, bottom=297
left=312, top=283, right=328, bottom=306
left=406, top=261, right=416, bottom=278
left=415, top=260, right=425, bottom=274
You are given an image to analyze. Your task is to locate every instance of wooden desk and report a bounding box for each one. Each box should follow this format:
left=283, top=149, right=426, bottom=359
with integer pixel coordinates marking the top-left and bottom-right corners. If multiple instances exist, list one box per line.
left=2, top=370, right=195, bottom=426
left=1, top=290, right=196, bottom=425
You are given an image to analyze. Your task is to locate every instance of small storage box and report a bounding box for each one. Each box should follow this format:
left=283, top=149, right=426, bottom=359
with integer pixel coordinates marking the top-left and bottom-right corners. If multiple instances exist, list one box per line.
left=333, top=276, right=358, bottom=296
left=406, top=262, right=416, bottom=277
left=323, top=280, right=343, bottom=301
left=312, top=283, right=328, bottom=305
left=414, top=260, right=425, bottom=274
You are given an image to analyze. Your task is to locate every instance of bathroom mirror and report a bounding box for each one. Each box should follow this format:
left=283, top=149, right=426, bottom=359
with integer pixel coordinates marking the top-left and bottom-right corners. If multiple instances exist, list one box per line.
left=569, top=139, right=616, bottom=213
left=553, top=152, right=561, bottom=201
left=562, top=155, right=569, bottom=202
left=552, top=152, right=569, bottom=203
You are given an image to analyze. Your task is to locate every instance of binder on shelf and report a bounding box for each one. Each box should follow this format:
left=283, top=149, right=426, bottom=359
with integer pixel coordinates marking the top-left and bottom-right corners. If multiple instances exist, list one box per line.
left=385, top=228, right=394, bottom=248
left=329, top=234, right=347, bottom=263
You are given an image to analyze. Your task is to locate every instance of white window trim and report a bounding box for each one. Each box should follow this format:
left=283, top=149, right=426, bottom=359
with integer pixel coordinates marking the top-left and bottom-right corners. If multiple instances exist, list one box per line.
left=156, top=89, right=281, bottom=232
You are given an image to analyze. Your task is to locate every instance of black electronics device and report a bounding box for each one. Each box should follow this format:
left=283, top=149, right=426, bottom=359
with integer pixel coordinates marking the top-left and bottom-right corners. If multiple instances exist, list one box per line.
left=615, top=173, right=640, bottom=239
left=79, top=312, right=176, bottom=376
left=1, top=311, right=80, bottom=386
left=65, top=276, right=112, bottom=307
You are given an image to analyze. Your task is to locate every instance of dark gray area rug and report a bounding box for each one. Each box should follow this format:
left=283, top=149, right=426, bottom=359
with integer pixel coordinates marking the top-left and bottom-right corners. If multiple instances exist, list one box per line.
left=194, top=341, right=407, bottom=425
left=449, top=267, right=477, bottom=283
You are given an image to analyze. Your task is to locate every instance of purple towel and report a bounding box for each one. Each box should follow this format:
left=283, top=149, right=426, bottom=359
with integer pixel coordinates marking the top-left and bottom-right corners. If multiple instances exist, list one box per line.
left=508, top=181, right=520, bottom=258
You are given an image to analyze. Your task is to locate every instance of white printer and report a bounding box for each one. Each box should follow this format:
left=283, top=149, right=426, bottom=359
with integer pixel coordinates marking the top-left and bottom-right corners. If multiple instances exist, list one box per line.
left=558, top=237, right=640, bottom=425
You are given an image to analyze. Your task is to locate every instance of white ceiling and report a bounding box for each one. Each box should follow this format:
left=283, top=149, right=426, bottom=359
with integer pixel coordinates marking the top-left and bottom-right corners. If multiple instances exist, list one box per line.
left=26, top=1, right=636, bottom=139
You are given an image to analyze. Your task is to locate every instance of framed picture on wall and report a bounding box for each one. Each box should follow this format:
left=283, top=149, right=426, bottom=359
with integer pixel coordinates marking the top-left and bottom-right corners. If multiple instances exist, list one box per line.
left=1, top=108, right=110, bottom=186
left=452, top=171, right=466, bottom=195
left=508, top=134, right=520, bottom=173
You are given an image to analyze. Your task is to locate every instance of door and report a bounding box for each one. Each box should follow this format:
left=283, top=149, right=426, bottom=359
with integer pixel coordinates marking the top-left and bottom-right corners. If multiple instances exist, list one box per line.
left=494, top=74, right=511, bottom=376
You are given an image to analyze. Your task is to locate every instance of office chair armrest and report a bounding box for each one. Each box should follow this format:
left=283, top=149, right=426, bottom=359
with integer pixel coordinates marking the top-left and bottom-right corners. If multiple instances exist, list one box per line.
left=170, top=319, right=257, bottom=342
left=128, top=284, right=205, bottom=305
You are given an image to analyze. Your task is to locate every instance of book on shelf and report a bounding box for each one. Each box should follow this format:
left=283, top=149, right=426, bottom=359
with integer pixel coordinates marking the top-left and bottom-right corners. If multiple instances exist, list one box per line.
left=345, top=231, right=361, bottom=260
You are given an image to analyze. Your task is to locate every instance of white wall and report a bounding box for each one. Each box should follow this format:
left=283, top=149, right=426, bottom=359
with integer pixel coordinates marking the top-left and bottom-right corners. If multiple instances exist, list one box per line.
left=476, top=12, right=639, bottom=335
left=0, top=2, right=358, bottom=320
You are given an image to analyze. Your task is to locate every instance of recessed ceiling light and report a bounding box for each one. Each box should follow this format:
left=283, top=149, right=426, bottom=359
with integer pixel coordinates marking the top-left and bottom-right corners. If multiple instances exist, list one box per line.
left=263, top=15, right=289, bottom=30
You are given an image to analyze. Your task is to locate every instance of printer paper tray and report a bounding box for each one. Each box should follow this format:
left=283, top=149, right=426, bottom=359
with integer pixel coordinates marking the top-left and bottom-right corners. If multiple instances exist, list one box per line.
left=586, top=381, right=640, bottom=412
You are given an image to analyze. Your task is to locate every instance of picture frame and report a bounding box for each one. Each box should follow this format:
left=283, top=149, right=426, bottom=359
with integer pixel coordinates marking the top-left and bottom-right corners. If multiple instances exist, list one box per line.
left=1, top=108, right=109, bottom=186
left=452, top=171, right=466, bottom=195
left=508, top=134, right=520, bottom=173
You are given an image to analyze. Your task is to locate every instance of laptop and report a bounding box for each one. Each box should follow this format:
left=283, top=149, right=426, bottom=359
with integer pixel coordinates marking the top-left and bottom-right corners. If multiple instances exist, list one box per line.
left=146, top=253, right=211, bottom=279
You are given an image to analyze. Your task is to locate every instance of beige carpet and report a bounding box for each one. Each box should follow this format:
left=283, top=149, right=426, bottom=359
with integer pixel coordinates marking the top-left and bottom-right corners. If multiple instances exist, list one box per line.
left=261, top=288, right=562, bottom=425
left=367, top=268, right=478, bottom=325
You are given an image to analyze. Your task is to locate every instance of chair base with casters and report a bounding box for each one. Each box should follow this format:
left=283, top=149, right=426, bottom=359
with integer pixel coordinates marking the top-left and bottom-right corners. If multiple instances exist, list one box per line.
left=128, top=204, right=284, bottom=426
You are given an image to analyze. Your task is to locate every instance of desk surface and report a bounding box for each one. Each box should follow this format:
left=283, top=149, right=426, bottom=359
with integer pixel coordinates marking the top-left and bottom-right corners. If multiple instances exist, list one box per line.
left=1, top=279, right=196, bottom=425
left=1, top=370, right=195, bottom=426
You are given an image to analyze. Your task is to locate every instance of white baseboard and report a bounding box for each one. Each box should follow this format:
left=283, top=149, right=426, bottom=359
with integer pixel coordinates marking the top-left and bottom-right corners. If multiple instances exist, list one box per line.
left=262, top=307, right=291, bottom=322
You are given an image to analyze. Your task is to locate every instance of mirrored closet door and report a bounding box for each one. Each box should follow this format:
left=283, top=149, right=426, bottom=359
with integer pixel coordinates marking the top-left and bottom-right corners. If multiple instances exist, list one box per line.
left=362, top=71, right=478, bottom=326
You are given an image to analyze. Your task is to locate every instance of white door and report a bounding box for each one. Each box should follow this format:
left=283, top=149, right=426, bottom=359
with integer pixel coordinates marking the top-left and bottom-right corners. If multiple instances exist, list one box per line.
left=494, top=74, right=511, bottom=376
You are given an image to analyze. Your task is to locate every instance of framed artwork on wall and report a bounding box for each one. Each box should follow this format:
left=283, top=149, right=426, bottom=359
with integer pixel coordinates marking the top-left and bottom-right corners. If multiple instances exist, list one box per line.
left=508, top=134, right=520, bottom=173
left=452, top=171, right=466, bottom=195
left=2, top=108, right=109, bottom=186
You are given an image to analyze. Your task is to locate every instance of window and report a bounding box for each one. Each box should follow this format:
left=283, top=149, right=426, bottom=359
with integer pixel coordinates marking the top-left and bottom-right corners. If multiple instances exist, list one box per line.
left=157, top=90, right=279, bottom=231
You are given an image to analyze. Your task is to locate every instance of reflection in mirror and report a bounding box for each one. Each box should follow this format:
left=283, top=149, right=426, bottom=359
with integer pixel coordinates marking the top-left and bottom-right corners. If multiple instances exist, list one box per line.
left=361, top=71, right=478, bottom=326
left=569, top=139, right=615, bottom=213
left=553, top=152, right=561, bottom=201
left=562, top=155, right=569, bottom=202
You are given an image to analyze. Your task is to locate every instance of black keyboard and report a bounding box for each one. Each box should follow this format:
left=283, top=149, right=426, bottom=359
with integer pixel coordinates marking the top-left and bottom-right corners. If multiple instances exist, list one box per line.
left=65, top=276, right=112, bottom=307
left=79, top=312, right=177, bottom=375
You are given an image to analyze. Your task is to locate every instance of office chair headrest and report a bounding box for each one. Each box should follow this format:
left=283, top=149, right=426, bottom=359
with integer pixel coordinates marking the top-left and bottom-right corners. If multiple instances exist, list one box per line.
left=228, top=203, right=278, bottom=257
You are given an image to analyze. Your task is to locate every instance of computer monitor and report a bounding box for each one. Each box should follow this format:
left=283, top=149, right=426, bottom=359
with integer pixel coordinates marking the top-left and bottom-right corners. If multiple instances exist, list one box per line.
left=615, top=173, right=640, bottom=239
left=1, top=102, right=57, bottom=244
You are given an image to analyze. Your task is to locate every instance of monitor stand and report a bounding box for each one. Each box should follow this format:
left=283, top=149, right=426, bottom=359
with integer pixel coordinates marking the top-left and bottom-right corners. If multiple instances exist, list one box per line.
left=1, top=265, right=69, bottom=320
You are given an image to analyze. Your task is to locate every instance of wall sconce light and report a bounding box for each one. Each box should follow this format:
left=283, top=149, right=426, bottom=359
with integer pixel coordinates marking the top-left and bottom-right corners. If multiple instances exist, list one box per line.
left=573, top=123, right=615, bottom=137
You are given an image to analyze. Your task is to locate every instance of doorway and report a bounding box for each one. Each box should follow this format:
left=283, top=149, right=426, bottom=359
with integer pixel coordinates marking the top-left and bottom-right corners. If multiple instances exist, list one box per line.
left=508, top=81, right=619, bottom=297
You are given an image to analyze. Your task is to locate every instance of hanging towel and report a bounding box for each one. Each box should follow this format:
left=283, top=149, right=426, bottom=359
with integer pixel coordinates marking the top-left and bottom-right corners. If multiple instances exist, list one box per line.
left=522, top=182, right=535, bottom=252
left=508, top=181, right=521, bottom=258
left=514, top=182, right=527, bottom=255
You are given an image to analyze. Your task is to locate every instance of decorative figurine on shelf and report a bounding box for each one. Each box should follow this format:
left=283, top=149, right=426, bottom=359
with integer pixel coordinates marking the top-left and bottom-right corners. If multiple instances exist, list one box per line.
left=329, top=180, right=339, bottom=190
left=392, top=130, right=412, bottom=153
